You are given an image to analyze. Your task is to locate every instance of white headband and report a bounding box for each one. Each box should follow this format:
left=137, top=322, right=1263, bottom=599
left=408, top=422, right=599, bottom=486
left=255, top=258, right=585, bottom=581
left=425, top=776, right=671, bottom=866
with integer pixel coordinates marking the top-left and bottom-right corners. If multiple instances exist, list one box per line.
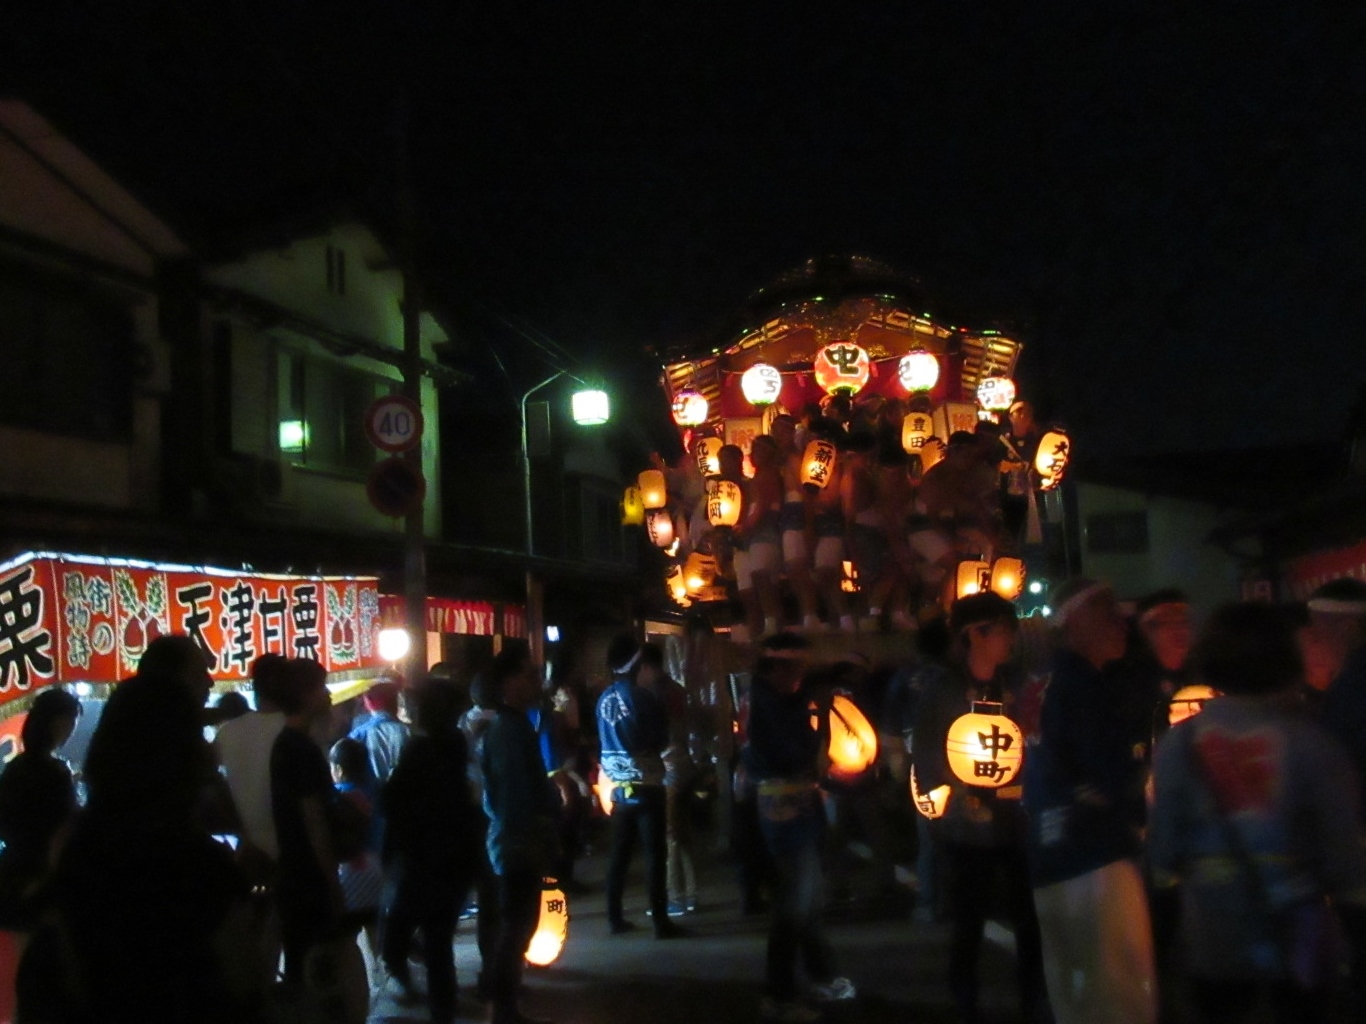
left=1052, top=582, right=1111, bottom=627
left=1307, top=597, right=1366, bottom=615
left=612, top=649, right=643, bottom=675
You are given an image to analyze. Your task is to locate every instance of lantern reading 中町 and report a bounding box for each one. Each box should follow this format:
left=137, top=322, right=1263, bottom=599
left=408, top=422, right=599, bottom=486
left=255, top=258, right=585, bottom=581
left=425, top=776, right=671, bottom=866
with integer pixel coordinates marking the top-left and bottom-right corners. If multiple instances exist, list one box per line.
left=645, top=509, right=675, bottom=548
left=898, top=349, right=940, bottom=393
left=694, top=437, right=723, bottom=478
left=1168, top=684, right=1217, bottom=727
left=813, top=342, right=871, bottom=395
left=955, top=560, right=991, bottom=599
left=1035, top=429, right=1071, bottom=491
left=827, top=694, right=878, bottom=778
left=946, top=702, right=1024, bottom=789
left=671, top=390, right=709, bottom=427
left=910, top=767, right=950, bottom=820
left=741, top=363, right=783, bottom=406
left=524, top=881, right=569, bottom=966
left=637, top=469, right=667, bottom=509
left=976, top=376, right=1017, bottom=412
left=901, top=412, right=934, bottom=453
left=706, top=479, right=742, bottom=527
left=800, top=439, right=838, bottom=490
left=989, top=557, right=1025, bottom=601
left=621, top=486, right=645, bottom=526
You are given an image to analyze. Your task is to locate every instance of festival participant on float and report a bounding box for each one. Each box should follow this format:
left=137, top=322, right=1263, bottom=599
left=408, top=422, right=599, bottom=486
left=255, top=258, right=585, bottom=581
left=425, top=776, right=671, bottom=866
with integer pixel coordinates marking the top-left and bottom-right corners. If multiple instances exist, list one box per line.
left=772, top=414, right=823, bottom=632
left=999, top=400, right=1042, bottom=548
left=735, top=435, right=786, bottom=639
left=808, top=422, right=855, bottom=634
left=842, top=431, right=896, bottom=634
left=914, top=593, right=1046, bottom=1024
left=920, top=432, right=1001, bottom=561
left=1024, top=578, right=1155, bottom=1024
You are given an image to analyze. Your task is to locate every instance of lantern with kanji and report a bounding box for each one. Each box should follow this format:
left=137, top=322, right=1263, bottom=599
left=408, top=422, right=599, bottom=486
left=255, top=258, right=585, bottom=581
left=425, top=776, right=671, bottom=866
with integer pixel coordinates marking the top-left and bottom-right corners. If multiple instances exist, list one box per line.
left=671, top=390, right=709, bottom=427
left=901, top=411, right=934, bottom=454
left=1168, top=684, right=1217, bottom=727
left=706, top=479, right=742, bottom=527
left=637, top=469, right=668, bottom=509
left=694, top=436, right=723, bottom=478
left=524, top=880, right=569, bottom=966
left=989, top=557, right=1025, bottom=600
left=976, top=376, right=1017, bottom=412
left=1034, top=429, right=1071, bottom=491
left=813, top=342, right=871, bottom=395
left=741, top=363, right=783, bottom=406
left=898, top=349, right=940, bottom=393
left=946, top=702, right=1024, bottom=789
left=955, top=559, right=991, bottom=599
left=646, top=509, right=675, bottom=548
left=800, top=439, right=838, bottom=490
left=827, top=694, right=878, bottom=779
left=910, top=767, right=950, bottom=820
left=621, top=486, right=645, bottom=526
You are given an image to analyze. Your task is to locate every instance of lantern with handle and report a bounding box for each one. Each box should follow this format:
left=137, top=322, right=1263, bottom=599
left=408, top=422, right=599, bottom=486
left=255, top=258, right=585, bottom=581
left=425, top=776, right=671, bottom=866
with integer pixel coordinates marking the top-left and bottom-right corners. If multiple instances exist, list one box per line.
left=1034, top=429, right=1071, bottom=491
left=898, top=349, right=940, bottom=393
left=621, top=486, right=645, bottom=526
left=813, top=342, right=871, bottom=395
left=827, top=694, right=878, bottom=779
left=946, top=702, right=1024, bottom=789
left=910, top=766, right=950, bottom=820
left=989, top=557, right=1025, bottom=600
left=800, top=439, right=838, bottom=491
left=706, top=479, right=742, bottom=527
left=955, top=559, right=991, bottom=599
left=901, top=411, right=934, bottom=454
left=524, top=879, right=570, bottom=967
left=694, top=437, right=723, bottom=478
left=637, top=469, right=668, bottom=509
left=645, top=509, right=675, bottom=548
left=976, top=376, right=1017, bottom=412
left=741, top=363, right=783, bottom=407
left=671, top=390, right=709, bottom=427
left=1168, top=684, right=1217, bottom=727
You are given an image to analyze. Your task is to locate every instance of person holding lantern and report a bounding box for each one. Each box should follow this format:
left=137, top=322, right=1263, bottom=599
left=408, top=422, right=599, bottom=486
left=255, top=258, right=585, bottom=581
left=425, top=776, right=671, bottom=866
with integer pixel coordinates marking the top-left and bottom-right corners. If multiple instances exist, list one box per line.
left=912, top=592, right=1046, bottom=1024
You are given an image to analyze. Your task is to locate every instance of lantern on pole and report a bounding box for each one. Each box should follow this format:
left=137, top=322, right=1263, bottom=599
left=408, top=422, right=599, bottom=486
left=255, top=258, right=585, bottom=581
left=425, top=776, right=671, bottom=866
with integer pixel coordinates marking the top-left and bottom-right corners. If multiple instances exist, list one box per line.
left=946, top=702, right=1024, bottom=789
left=524, top=880, right=569, bottom=966
left=645, top=509, right=675, bottom=548
left=741, top=363, right=783, bottom=406
left=901, top=411, right=934, bottom=454
left=827, top=694, right=878, bottom=779
left=976, top=376, right=1017, bottom=412
left=706, top=479, right=742, bottom=527
left=813, top=342, right=871, bottom=395
left=1034, top=429, right=1071, bottom=491
left=671, top=390, right=709, bottom=427
left=910, top=767, right=950, bottom=820
left=800, top=439, right=838, bottom=490
left=989, top=557, right=1025, bottom=600
left=898, top=350, right=940, bottom=393
left=694, top=437, right=723, bottom=478
left=621, top=486, right=645, bottom=526
left=955, top=560, right=991, bottom=599
left=1168, top=684, right=1217, bottom=727
left=637, top=469, right=667, bottom=509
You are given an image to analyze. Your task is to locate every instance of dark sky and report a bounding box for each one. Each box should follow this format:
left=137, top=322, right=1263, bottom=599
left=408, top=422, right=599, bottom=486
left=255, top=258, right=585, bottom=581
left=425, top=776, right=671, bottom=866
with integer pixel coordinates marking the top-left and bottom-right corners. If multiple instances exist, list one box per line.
left=10, top=2, right=1366, bottom=456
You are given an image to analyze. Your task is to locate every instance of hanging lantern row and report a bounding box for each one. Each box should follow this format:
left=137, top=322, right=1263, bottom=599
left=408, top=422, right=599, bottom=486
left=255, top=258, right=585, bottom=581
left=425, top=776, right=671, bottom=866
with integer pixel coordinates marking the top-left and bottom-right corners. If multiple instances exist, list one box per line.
left=946, top=701, right=1024, bottom=789
left=1035, top=429, right=1071, bottom=491
left=954, top=556, right=1026, bottom=601
left=671, top=390, right=709, bottom=427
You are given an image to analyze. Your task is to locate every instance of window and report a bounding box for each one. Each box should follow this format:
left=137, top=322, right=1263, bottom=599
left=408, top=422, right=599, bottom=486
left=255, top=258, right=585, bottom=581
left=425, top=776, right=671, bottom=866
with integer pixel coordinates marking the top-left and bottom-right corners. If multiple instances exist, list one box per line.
left=325, top=245, right=347, bottom=295
left=276, top=350, right=385, bottom=475
left=1086, top=510, right=1149, bottom=555
left=578, top=478, right=626, bottom=564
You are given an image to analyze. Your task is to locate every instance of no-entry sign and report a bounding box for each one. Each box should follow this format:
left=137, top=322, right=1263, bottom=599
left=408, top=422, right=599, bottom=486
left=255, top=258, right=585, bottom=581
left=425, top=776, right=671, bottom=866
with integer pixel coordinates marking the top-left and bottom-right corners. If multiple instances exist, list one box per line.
left=364, top=394, right=424, bottom=453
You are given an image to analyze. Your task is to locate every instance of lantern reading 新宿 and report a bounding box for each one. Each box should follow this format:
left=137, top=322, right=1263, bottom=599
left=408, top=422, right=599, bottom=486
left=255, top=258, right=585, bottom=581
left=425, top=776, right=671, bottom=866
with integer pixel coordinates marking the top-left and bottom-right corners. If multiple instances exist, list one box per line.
left=989, top=557, right=1025, bottom=600
left=741, top=363, right=783, bottom=406
left=637, top=469, right=667, bottom=509
left=946, top=702, right=1024, bottom=789
left=800, top=439, right=837, bottom=490
left=910, top=767, right=950, bottom=820
left=671, top=390, right=709, bottom=427
left=694, top=437, right=723, bottom=478
left=898, top=350, right=940, bottom=393
left=706, top=479, right=742, bottom=527
left=1168, top=684, right=1217, bottom=727
left=901, top=412, right=934, bottom=453
left=976, top=376, right=1017, bottom=412
left=1035, top=429, right=1071, bottom=491
left=524, top=880, right=569, bottom=966
left=813, top=342, right=871, bottom=395
left=827, top=694, right=878, bottom=779
left=621, top=486, right=645, bottom=526
left=955, top=559, right=991, bottom=599
left=645, top=509, right=675, bottom=548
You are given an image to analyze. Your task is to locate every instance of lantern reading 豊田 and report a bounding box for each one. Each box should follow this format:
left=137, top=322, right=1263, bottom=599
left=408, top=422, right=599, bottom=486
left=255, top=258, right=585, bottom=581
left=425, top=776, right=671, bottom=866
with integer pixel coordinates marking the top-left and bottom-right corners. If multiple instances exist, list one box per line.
left=621, top=486, right=645, bottom=526
left=910, top=767, right=950, bottom=820
left=694, top=437, right=723, bottom=478
left=989, top=557, right=1025, bottom=601
left=645, top=509, right=675, bottom=548
left=637, top=469, right=667, bottom=509
left=898, top=350, right=940, bottom=393
left=946, top=702, right=1024, bottom=789
left=524, top=880, right=569, bottom=966
left=976, top=376, right=1017, bottom=411
left=813, top=342, right=871, bottom=395
left=741, top=363, right=783, bottom=407
left=901, top=412, right=934, bottom=453
left=671, top=390, right=709, bottom=427
left=706, top=479, right=742, bottom=527
left=827, top=694, right=879, bottom=779
left=1035, top=429, right=1071, bottom=491
left=1168, top=684, right=1217, bottom=727
left=800, top=439, right=838, bottom=490
left=955, top=560, right=991, bottom=599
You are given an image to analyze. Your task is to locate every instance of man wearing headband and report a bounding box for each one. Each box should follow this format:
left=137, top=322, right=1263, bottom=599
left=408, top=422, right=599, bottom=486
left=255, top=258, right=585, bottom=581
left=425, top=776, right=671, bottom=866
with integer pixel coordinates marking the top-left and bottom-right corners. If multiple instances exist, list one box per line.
left=595, top=634, right=680, bottom=938
left=1023, top=577, right=1156, bottom=1024
left=1117, top=588, right=1194, bottom=768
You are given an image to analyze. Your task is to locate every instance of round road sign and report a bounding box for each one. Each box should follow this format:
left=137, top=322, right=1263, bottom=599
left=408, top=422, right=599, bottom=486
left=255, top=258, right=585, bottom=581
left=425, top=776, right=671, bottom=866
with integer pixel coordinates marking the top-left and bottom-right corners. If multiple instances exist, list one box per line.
left=366, top=457, right=427, bottom=518
left=364, top=394, right=424, bottom=453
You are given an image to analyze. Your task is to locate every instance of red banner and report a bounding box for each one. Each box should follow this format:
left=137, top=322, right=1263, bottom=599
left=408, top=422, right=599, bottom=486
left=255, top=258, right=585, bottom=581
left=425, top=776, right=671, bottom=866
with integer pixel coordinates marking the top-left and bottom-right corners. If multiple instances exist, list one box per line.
left=0, top=552, right=384, bottom=705
left=379, top=596, right=501, bottom=636
left=1281, top=539, right=1366, bottom=601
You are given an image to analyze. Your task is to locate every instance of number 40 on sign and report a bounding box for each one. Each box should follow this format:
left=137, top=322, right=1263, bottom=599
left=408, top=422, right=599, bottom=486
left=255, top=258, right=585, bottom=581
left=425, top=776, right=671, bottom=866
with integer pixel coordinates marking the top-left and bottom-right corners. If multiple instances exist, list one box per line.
left=364, top=395, right=424, bottom=453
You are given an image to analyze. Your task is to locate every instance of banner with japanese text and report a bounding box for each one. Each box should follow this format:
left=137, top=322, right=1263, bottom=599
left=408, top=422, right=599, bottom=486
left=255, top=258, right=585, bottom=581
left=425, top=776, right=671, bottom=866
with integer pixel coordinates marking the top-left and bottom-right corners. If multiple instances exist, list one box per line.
left=1281, top=539, right=1366, bottom=601
left=0, top=552, right=384, bottom=706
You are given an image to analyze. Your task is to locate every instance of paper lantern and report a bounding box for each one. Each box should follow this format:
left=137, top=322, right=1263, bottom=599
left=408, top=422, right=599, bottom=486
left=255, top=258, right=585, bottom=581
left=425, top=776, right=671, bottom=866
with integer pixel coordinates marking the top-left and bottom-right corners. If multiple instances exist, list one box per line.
left=524, top=881, right=569, bottom=966
left=919, top=436, right=947, bottom=472
left=593, top=765, right=615, bottom=816
left=955, top=560, right=991, bottom=599
left=1168, top=684, right=1217, bottom=727
left=645, top=509, right=675, bottom=548
left=672, top=390, right=709, bottom=427
left=621, top=486, right=645, bottom=526
left=989, top=557, right=1025, bottom=600
left=813, top=342, right=871, bottom=395
left=706, top=479, right=742, bottom=527
left=901, top=411, right=934, bottom=453
left=377, top=628, right=410, bottom=664
left=1034, top=429, right=1071, bottom=491
left=976, top=376, right=1017, bottom=411
left=946, top=702, right=1024, bottom=788
left=694, top=437, right=723, bottom=478
left=665, top=563, right=691, bottom=606
left=637, top=469, right=667, bottom=509
left=682, top=552, right=717, bottom=595
left=800, top=439, right=838, bottom=490
left=741, top=363, right=783, bottom=406
left=827, top=694, right=878, bottom=778
left=898, top=350, right=940, bottom=393
left=910, top=767, right=950, bottom=820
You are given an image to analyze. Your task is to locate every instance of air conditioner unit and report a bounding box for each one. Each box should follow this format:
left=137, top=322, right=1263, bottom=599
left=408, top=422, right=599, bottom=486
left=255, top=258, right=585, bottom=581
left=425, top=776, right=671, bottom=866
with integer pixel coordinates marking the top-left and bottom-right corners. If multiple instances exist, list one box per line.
left=211, top=454, right=294, bottom=513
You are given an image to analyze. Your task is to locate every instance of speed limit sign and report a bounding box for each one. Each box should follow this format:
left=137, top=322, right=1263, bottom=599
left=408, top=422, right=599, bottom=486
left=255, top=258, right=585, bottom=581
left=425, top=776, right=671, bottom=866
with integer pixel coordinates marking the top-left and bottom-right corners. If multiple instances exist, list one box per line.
left=364, top=394, right=424, bottom=453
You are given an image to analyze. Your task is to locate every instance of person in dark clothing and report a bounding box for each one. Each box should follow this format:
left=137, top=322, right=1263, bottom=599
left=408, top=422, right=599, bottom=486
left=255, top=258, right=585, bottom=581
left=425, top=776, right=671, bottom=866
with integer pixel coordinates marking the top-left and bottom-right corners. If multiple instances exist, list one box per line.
left=482, top=647, right=560, bottom=1024
left=744, top=633, right=855, bottom=1023
left=732, top=682, right=775, bottom=916
left=913, top=593, right=1046, bottom=1024
left=0, top=688, right=79, bottom=929
left=379, top=676, right=482, bottom=1023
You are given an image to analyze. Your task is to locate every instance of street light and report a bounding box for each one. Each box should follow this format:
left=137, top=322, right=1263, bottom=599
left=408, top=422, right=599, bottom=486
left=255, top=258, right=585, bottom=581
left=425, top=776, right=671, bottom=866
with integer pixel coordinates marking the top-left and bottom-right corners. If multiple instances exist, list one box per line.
left=519, top=370, right=610, bottom=558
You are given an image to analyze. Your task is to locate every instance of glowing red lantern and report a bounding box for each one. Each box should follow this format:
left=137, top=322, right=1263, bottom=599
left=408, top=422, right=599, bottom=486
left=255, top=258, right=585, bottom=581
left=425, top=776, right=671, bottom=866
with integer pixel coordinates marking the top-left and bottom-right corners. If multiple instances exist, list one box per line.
left=672, top=390, right=709, bottom=427
left=813, top=343, right=870, bottom=395
left=976, top=376, right=1016, bottom=411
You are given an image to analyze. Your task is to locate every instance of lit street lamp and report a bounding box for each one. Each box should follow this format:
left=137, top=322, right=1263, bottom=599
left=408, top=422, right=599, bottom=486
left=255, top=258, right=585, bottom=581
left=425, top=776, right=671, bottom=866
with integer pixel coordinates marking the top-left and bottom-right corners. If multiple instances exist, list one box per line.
left=519, top=370, right=610, bottom=557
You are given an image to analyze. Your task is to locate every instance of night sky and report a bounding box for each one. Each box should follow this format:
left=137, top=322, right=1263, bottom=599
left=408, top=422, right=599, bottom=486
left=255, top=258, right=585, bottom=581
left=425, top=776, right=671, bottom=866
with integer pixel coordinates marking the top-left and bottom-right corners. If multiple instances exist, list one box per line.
left=10, top=2, right=1366, bottom=457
